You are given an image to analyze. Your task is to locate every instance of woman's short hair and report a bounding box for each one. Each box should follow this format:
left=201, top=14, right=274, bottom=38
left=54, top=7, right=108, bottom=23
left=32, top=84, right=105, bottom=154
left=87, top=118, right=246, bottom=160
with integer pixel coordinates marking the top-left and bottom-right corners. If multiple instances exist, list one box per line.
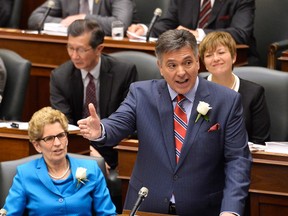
left=198, top=31, right=236, bottom=61
left=28, top=107, right=68, bottom=142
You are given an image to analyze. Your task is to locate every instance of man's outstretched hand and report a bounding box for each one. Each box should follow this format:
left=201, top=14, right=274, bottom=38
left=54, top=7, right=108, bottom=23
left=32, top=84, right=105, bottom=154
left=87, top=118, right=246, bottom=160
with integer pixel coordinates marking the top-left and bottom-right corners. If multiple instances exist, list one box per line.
left=77, top=103, right=101, bottom=140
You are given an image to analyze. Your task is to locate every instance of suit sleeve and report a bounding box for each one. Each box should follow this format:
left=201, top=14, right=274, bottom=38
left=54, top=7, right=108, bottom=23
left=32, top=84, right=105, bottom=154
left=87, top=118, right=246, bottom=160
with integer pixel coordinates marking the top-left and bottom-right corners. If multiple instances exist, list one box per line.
left=3, top=168, right=27, bottom=215
left=249, top=86, right=271, bottom=144
left=28, top=0, right=63, bottom=30
left=86, top=0, right=133, bottom=35
left=221, top=93, right=252, bottom=215
left=204, top=0, right=255, bottom=44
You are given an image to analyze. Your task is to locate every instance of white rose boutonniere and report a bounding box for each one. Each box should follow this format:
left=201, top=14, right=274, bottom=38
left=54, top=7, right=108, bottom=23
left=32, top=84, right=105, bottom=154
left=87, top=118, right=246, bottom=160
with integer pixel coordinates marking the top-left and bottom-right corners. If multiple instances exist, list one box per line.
left=76, top=167, right=89, bottom=187
left=195, top=101, right=212, bottom=123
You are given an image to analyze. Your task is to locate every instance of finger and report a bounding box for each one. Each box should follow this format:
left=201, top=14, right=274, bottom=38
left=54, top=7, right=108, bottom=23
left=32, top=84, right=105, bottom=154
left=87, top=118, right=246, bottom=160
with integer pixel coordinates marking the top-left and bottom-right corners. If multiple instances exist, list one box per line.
left=88, top=103, right=98, bottom=118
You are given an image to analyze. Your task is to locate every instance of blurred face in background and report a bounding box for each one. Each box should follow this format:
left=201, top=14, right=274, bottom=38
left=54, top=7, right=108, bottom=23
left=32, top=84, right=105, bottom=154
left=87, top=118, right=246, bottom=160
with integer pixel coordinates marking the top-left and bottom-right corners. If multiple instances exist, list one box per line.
left=203, top=44, right=236, bottom=76
left=67, top=32, right=104, bottom=71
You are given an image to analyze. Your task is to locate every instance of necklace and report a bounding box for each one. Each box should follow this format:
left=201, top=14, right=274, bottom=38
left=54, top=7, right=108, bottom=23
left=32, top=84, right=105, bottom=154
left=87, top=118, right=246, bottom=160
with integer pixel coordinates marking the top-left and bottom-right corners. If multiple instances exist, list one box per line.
left=48, top=161, right=70, bottom=179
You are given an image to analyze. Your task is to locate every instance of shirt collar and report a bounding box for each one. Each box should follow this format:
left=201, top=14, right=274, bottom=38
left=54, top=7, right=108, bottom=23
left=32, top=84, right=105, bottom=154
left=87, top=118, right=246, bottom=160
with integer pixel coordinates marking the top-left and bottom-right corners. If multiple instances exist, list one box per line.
left=80, top=57, right=101, bottom=80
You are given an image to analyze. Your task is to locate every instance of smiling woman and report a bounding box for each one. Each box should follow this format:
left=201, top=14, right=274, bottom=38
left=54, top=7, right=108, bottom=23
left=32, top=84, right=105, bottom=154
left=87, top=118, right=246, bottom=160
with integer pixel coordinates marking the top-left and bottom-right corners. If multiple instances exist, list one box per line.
left=2, top=106, right=116, bottom=215
left=199, top=31, right=271, bottom=145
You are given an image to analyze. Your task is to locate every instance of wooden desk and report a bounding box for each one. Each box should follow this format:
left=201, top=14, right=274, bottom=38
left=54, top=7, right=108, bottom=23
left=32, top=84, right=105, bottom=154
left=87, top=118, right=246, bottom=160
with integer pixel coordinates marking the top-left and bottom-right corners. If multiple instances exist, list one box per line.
left=279, top=50, right=288, bottom=72
left=121, top=209, right=172, bottom=216
left=0, top=127, right=90, bottom=162
left=0, top=29, right=248, bottom=121
left=116, top=139, right=288, bottom=216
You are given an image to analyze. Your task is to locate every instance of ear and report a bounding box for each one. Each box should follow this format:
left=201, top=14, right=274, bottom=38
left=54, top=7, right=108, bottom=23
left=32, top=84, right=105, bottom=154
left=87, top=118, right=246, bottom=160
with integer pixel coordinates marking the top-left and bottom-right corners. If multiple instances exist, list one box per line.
left=232, top=53, right=237, bottom=64
left=157, top=60, right=163, bottom=76
left=32, top=141, right=42, bottom=153
left=97, top=44, right=104, bottom=53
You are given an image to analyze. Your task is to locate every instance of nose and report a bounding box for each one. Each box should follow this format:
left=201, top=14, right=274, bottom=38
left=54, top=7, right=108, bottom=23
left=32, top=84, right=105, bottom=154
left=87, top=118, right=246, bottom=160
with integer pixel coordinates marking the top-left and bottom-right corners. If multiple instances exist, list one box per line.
left=212, top=53, right=220, bottom=61
left=176, top=64, right=187, bottom=76
left=69, top=50, right=80, bottom=59
left=53, top=136, right=62, bottom=145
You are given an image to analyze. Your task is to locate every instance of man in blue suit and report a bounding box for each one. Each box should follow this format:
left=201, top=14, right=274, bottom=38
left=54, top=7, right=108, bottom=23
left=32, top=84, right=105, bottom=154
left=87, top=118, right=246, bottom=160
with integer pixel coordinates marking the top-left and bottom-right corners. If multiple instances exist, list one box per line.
left=78, top=29, right=252, bottom=215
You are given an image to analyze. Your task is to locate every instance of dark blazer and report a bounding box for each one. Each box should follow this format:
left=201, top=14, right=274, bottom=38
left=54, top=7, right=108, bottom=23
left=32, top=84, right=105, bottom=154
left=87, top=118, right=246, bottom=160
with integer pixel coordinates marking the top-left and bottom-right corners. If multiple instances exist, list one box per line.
left=28, top=0, right=137, bottom=35
left=152, top=0, right=259, bottom=64
left=239, top=78, right=270, bottom=144
left=50, top=54, right=137, bottom=168
left=0, top=0, right=13, bottom=27
left=95, top=77, right=252, bottom=215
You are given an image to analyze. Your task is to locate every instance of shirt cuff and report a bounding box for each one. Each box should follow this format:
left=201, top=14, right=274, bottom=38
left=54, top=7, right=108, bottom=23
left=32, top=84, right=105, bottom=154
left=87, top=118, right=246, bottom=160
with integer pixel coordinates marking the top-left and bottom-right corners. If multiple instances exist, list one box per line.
left=196, top=28, right=206, bottom=42
left=220, top=211, right=239, bottom=216
left=93, top=123, right=106, bottom=142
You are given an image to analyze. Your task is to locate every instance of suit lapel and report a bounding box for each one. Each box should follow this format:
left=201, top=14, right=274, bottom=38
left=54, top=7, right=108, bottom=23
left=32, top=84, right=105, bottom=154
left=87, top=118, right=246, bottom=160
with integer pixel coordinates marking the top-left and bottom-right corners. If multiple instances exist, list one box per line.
left=209, top=0, right=225, bottom=25
left=69, top=0, right=80, bottom=14
left=36, top=157, right=62, bottom=196
left=99, top=55, right=113, bottom=118
left=176, top=78, right=211, bottom=169
left=156, top=81, right=177, bottom=170
left=93, top=0, right=101, bottom=14
left=192, top=0, right=202, bottom=28
left=71, top=68, right=84, bottom=116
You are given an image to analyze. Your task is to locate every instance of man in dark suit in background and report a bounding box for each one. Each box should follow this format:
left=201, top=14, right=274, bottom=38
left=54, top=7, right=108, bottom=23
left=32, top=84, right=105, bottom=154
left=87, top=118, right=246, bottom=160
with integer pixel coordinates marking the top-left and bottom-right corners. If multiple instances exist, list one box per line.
left=0, top=0, right=13, bottom=27
left=28, top=0, right=138, bottom=35
left=78, top=29, right=252, bottom=215
left=50, top=19, right=137, bottom=212
left=128, top=0, right=259, bottom=65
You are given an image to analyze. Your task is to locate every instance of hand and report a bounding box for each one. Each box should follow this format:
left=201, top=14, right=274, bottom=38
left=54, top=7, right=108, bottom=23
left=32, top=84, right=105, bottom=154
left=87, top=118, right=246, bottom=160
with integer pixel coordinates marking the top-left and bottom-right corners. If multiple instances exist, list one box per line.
left=177, top=25, right=199, bottom=38
left=60, top=14, right=86, bottom=27
left=77, top=103, right=101, bottom=140
left=127, top=24, right=145, bottom=38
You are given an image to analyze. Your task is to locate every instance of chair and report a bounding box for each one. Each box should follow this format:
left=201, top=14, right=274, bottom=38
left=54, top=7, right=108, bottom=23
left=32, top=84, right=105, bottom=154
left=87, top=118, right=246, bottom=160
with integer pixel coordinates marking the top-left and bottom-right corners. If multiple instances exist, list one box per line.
left=267, top=39, right=288, bottom=69
left=110, top=51, right=162, bottom=81
left=134, top=0, right=170, bottom=25
left=5, top=0, right=23, bottom=28
left=200, top=66, right=288, bottom=141
left=0, top=49, right=31, bottom=121
left=254, top=0, right=288, bottom=66
left=0, top=153, right=106, bottom=207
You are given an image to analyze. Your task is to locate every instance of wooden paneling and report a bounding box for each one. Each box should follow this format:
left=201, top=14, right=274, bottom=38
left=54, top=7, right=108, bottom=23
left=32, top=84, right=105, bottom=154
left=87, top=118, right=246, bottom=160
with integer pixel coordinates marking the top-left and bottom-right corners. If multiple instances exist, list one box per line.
left=0, top=128, right=90, bottom=162
left=116, top=139, right=288, bottom=216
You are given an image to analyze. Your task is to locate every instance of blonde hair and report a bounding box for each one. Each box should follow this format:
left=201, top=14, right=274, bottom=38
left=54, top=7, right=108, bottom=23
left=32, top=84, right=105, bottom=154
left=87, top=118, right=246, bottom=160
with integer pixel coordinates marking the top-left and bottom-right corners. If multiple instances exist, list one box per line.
left=198, top=31, right=236, bottom=62
left=28, top=107, right=68, bottom=142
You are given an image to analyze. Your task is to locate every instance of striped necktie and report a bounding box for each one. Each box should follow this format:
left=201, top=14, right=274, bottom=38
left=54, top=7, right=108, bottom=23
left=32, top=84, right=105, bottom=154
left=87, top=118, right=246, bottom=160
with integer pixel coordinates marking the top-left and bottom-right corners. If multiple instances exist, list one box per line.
left=83, top=73, right=97, bottom=118
left=198, top=0, right=212, bottom=28
left=174, top=95, right=188, bottom=163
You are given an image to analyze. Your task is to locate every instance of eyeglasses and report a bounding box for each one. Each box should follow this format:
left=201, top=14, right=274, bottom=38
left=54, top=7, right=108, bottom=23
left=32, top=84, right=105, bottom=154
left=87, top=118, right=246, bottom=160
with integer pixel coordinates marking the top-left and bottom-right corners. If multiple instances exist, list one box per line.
left=66, top=45, right=93, bottom=56
left=38, top=131, right=68, bottom=144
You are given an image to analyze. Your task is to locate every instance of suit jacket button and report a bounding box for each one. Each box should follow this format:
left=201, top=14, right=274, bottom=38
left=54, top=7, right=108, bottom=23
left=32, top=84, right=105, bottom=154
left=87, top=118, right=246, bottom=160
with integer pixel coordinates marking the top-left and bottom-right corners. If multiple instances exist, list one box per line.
left=173, top=175, right=178, bottom=180
left=58, top=198, right=64, bottom=203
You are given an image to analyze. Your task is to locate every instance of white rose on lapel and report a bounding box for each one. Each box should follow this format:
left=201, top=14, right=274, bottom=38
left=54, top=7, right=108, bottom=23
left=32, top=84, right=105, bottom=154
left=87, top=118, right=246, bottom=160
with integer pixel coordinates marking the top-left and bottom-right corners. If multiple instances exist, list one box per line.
left=76, top=167, right=89, bottom=187
left=195, top=101, right=212, bottom=123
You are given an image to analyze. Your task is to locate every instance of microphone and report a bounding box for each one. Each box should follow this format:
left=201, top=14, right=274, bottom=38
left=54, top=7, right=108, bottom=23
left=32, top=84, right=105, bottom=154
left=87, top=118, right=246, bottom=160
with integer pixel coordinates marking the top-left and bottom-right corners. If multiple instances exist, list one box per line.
left=38, top=0, right=55, bottom=34
left=146, top=8, right=162, bottom=42
left=129, top=187, right=149, bottom=216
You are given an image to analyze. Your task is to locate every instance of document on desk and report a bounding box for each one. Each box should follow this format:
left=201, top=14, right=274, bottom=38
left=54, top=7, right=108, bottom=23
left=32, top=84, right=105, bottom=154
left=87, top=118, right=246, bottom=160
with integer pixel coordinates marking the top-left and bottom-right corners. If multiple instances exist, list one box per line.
left=126, top=31, right=158, bottom=42
left=265, top=142, right=288, bottom=154
left=0, top=122, right=79, bottom=131
left=42, top=23, right=67, bottom=36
